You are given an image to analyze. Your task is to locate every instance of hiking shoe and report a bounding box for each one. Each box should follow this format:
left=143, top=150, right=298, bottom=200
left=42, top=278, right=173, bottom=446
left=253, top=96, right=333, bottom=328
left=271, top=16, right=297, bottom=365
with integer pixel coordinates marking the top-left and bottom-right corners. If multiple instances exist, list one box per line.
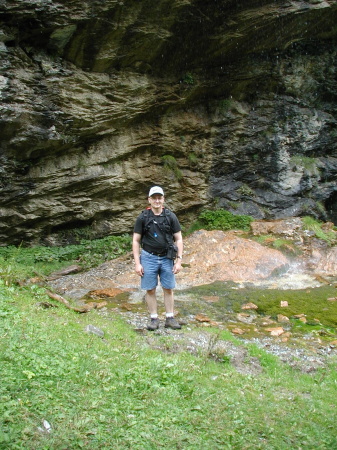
left=164, top=317, right=181, bottom=330
left=147, top=318, right=160, bottom=331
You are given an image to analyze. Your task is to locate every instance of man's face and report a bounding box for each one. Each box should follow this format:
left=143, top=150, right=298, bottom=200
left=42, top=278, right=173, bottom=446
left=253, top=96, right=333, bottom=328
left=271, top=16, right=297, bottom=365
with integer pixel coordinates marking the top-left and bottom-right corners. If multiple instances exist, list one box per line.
left=149, top=194, right=164, bottom=208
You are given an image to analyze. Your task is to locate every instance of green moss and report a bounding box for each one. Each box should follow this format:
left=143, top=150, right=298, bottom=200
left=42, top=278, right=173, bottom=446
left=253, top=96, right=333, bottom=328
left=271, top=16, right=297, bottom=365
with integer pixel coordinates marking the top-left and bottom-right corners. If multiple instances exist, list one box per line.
left=180, top=282, right=337, bottom=329
left=290, top=156, right=318, bottom=172
left=253, top=235, right=302, bottom=256
left=218, top=99, right=232, bottom=113
left=188, top=152, right=198, bottom=166
left=162, top=155, right=183, bottom=180
left=237, top=184, right=255, bottom=197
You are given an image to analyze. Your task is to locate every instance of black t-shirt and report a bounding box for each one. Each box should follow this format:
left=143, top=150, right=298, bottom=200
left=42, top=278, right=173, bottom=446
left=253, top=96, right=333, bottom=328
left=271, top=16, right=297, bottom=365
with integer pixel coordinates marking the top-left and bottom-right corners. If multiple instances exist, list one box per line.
left=133, top=208, right=181, bottom=253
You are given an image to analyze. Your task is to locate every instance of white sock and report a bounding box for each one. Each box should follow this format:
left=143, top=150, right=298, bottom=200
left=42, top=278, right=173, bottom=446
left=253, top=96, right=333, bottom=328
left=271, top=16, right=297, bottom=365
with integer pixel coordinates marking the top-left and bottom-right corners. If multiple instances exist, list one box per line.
left=150, top=314, right=158, bottom=319
left=166, top=313, right=174, bottom=318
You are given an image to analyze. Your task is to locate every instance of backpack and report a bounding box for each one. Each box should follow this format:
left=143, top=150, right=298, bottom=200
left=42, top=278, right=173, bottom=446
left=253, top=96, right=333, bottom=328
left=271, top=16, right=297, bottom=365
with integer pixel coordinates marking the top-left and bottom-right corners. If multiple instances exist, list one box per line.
left=140, top=208, right=174, bottom=241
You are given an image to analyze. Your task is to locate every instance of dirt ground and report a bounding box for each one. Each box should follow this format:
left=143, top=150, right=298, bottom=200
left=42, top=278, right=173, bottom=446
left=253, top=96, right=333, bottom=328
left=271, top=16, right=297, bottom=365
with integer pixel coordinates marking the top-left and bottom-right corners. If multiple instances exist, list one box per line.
left=47, top=229, right=337, bottom=375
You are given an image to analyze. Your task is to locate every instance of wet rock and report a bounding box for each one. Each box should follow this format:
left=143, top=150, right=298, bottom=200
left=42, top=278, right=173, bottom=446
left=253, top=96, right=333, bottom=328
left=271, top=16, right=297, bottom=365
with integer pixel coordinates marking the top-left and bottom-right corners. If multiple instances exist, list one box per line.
left=250, top=218, right=303, bottom=237
left=180, top=230, right=289, bottom=285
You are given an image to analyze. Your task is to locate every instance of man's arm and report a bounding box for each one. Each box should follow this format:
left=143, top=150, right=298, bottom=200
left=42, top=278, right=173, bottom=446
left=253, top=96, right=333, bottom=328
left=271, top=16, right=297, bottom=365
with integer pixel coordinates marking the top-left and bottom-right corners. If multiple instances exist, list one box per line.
left=173, top=231, right=183, bottom=274
left=132, top=232, right=144, bottom=276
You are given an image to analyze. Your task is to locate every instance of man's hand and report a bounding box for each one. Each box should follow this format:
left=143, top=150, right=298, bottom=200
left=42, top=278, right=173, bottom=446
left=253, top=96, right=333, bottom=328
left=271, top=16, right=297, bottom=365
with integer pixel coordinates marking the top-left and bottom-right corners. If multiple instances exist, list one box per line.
left=172, top=259, right=182, bottom=274
left=135, top=262, right=144, bottom=277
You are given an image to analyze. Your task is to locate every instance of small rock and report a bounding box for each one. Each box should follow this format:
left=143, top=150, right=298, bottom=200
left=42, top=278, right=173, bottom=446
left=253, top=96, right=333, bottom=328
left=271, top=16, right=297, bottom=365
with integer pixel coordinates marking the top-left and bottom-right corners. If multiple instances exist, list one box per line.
left=85, top=301, right=108, bottom=310
left=121, top=302, right=133, bottom=311
left=277, top=314, right=290, bottom=323
left=241, top=302, right=258, bottom=310
left=265, top=327, right=285, bottom=336
left=231, top=327, right=245, bottom=335
left=86, top=324, right=104, bottom=338
left=195, top=314, right=211, bottom=323
left=237, top=313, right=255, bottom=324
left=260, top=318, right=276, bottom=326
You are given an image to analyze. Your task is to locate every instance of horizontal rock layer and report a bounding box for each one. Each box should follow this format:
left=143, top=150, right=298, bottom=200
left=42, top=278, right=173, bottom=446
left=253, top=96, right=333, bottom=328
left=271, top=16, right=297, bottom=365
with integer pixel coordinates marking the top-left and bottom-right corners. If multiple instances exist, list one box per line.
left=0, top=0, right=337, bottom=244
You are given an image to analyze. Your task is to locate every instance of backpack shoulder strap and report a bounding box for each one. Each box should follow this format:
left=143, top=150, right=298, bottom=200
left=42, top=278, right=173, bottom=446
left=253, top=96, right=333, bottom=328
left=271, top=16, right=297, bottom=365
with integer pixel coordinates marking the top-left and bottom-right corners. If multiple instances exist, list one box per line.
left=140, top=208, right=153, bottom=236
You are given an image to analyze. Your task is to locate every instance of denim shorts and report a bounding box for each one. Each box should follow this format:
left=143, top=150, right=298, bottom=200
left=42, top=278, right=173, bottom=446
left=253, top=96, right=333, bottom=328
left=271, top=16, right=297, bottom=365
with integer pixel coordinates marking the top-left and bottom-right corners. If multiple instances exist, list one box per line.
left=140, top=250, right=175, bottom=290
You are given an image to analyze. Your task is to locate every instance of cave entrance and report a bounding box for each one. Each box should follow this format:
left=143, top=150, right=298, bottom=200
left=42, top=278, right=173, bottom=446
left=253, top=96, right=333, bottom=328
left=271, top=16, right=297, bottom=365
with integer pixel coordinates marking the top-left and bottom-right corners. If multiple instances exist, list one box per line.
left=325, top=192, right=337, bottom=225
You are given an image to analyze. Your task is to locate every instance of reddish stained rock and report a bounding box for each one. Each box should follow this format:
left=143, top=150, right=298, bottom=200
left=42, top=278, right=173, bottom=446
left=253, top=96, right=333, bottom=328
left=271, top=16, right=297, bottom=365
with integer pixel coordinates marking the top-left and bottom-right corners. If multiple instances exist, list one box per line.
left=87, top=288, right=124, bottom=298
left=179, top=230, right=288, bottom=285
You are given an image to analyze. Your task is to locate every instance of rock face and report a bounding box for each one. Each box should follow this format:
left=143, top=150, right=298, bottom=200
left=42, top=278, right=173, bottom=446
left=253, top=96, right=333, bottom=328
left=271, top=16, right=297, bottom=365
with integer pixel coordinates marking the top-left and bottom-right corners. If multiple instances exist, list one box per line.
left=1, top=0, right=337, bottom=244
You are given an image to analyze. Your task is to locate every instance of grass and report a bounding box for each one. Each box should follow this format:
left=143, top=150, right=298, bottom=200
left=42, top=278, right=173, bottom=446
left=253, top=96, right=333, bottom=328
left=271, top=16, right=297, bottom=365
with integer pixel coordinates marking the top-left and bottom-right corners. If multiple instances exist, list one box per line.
left=1, top=238, right=337, bottom=448
left=1, top=281, right=337, bottom=449
left=302, top=216, right=337, bottom=245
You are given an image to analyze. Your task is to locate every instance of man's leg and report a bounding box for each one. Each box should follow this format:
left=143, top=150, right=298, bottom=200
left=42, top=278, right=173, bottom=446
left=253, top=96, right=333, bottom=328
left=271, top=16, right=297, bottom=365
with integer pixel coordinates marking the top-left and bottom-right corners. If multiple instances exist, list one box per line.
left=163, top=288, right=181, bottom=329
left=163, top=288, right=174, bottom=314
left=146, top=288, right=158, bottom=315
left=145, top=288, right=160, bottom=330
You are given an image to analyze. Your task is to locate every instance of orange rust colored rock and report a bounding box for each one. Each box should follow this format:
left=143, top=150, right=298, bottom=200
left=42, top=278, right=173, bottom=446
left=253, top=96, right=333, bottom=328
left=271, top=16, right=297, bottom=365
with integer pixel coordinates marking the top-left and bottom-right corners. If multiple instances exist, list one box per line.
left=202, top=296, right=220, bottom=303
left=265, top=327, right=285, bottom=336
left=195, top=314, right=211, bottom=323
left=231, top=328, right=245, bottom=335
left=88, top=288, right=124, bottom=298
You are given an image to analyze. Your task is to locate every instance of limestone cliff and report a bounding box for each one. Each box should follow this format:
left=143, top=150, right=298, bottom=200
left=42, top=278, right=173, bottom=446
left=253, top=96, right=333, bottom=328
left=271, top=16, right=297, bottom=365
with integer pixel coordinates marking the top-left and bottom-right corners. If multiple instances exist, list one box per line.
left=1, top=0, right=337, bottom=245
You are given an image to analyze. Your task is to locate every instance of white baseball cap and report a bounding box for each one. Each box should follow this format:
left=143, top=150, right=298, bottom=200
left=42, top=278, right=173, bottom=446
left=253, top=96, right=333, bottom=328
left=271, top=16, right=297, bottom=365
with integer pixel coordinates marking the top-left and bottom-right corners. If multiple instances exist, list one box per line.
left=148, top=186, right=164, bottom=197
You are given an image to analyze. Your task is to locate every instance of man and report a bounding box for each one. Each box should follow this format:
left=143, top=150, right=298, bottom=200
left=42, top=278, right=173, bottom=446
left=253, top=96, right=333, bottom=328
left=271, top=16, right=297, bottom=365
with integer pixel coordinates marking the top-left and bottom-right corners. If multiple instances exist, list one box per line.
left=132, top=186, right=183, bottom=331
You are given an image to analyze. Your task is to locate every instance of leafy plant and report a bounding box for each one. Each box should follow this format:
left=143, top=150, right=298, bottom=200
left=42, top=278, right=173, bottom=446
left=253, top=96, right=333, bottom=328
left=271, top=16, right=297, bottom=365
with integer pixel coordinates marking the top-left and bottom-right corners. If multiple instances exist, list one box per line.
left=0, top=234, right=132, bottom=283
left=197, top=209, right=253, bottom=232
left=182, top=72, right=195, bottom=85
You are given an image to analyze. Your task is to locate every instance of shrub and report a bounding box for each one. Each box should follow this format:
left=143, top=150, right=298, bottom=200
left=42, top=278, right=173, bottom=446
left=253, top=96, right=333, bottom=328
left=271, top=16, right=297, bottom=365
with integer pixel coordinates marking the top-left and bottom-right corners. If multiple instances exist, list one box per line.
left=197, top=209, right=253, bottom=232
